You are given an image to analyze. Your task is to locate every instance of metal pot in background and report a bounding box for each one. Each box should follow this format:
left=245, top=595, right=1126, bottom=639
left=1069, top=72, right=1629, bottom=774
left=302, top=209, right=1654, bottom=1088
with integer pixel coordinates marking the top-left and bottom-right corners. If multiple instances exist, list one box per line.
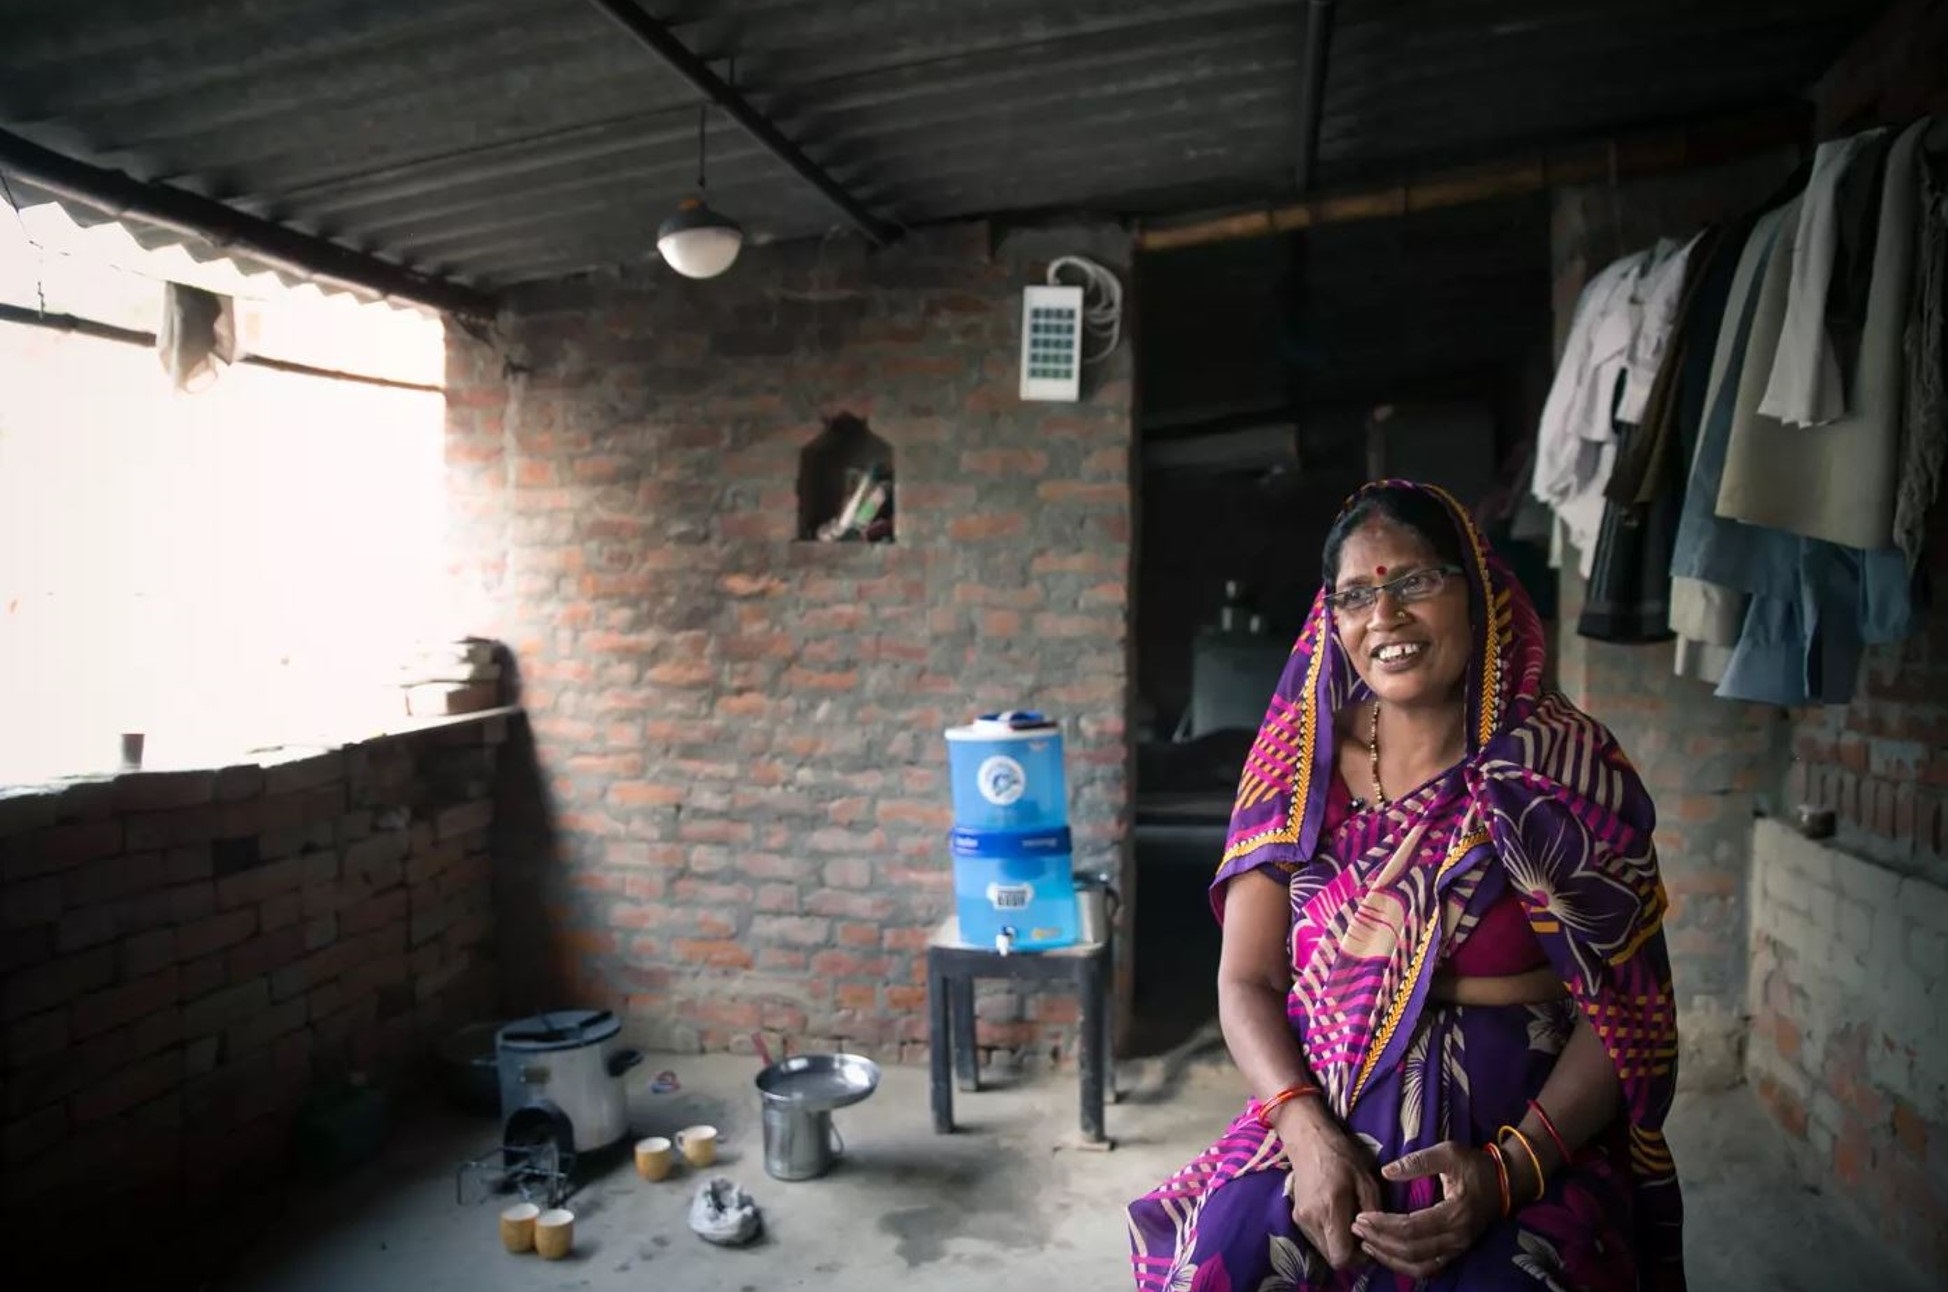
left=1073, top=871, right=1120, bottom=945
left=753, top=1053, right=880, bottom=1182
left=496, top=1009, right=643, bottom=1153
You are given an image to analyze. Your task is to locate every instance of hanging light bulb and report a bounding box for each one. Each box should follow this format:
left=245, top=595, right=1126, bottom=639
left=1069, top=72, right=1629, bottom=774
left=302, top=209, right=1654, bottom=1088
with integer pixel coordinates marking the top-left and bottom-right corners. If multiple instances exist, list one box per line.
left=658, top=103, right=743, bottom=279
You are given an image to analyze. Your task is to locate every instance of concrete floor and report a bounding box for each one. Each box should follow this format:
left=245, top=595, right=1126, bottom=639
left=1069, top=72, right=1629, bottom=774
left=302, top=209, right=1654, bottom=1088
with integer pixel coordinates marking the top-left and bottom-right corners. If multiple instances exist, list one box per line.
left=228, top=1050, right=1931, bottom=1292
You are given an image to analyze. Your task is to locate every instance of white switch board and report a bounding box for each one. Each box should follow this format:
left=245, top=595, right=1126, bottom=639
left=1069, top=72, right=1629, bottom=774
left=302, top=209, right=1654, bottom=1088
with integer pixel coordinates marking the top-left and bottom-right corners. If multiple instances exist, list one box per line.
left=1020, top=284, right=1084, bottom=403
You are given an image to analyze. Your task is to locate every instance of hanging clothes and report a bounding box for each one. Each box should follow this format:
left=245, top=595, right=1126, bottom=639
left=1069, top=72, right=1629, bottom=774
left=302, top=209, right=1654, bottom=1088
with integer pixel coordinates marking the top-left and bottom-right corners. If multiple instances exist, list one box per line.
left=1667, top=209, right=1785, bottom=685
left=1822, top=129, right=1895, bottom=402
left=1718, top=118, right=1931, bottom=551
left=1899, top=131, right=1948, bottom=570
left=1616, top=232, right=1705, bottom=426
left=1670, top=584, right=1742, bottom=684
left=1756, top=128, right=1889, bottom=427
left=1580, top=228, right=1732, bottom=643
left=1670, top=205, right=1794, bottom=612
left=1530, top=243, right=1678, bottom=576
left=1676, top=186, right=1917, bottom=707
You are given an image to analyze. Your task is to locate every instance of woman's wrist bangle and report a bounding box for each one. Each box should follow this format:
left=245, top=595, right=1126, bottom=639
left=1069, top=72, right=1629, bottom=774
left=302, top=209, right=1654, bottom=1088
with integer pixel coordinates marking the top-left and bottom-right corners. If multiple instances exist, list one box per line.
left=1482, top=1142, right=1512, bottom=1217
left=1254, top=1082, right=1323, bottom=1128
left=1499, top=1125, right=1547, bottom=1203
left=1527, top=1098, right=1572, bottom=1165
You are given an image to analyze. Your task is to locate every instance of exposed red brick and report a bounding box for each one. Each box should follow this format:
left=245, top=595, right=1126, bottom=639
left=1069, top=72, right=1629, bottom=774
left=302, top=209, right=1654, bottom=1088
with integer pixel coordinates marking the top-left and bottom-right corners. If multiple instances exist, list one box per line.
left=71, top=1053, right=177, bottom=1124
left=64, top=852, right=163, bottom=907
left=71, top=968, right=180, bottom=1039
left=1890, top=1098, right=1929, bottom=1160
left=671, top=939, right=754, bottom=970
left=214, top=855, right=308, bottom=911
left=177, top=909, right=256, bottom=961
left=110, top=772, right=216, bottom=813
left=4, top=947, right=115, bottom=1020
left=228, top=927, right=308, bottom=980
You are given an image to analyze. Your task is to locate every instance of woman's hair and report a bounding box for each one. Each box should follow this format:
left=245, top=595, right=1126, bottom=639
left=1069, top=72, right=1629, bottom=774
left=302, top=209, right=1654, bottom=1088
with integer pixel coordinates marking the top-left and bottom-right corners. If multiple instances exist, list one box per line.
left=1319, top=484, right=1469, bottom=586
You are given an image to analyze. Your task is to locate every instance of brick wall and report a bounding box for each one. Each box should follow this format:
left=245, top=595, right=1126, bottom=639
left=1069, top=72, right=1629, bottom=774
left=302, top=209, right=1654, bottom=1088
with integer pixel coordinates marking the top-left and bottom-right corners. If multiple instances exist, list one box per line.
left=1548, top=150, right=1801, bottom=1087
left=1785, top=517, right=1948, bottom=883
left=445, top=222, right=1135, bottom=1067
left=1746, top=818, right=1948, bottom=1279
left=0, top=715, right=502, bottom=1275
left=1555, top=561, right=1789, bottom=1088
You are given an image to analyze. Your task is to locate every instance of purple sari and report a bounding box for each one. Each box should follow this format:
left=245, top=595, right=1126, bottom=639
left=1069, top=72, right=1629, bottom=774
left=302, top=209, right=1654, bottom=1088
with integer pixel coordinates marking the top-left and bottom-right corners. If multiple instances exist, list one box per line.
left=1127, top=482, right=1685, bottom=1292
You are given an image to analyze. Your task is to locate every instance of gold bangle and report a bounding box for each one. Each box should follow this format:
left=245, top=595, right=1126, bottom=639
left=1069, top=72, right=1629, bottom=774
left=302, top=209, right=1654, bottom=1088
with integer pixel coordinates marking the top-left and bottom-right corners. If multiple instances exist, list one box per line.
left=1499, top=1125, right=1546, bottom=1204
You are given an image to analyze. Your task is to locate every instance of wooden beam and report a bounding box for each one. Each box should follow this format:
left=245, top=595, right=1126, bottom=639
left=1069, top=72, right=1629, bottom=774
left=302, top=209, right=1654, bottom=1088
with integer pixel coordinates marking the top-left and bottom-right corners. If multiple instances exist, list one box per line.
left=584, top=0, right=898, bottom=246
left=1139, top=105, right=1808, bottom=253
left=0, top=129, right=495, bottom=317
left=0, top=302, right=445, bottom=393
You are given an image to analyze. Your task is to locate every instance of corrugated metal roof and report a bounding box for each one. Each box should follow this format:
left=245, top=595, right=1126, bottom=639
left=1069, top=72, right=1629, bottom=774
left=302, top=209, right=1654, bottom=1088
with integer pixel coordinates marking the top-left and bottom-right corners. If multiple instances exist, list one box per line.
left=0, top=0, right=1871, bottom=294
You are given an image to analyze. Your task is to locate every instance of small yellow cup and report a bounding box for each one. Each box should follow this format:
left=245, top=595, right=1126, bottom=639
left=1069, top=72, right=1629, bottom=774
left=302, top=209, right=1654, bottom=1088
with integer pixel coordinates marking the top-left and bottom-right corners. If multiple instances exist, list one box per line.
left=499, top=1202, right=539, bottom=1253
left=675, top=1124, right=719, bottom=1168
left=635, top=1135, right=675, bottom=1181
left=535, top=1208, right=575, bottom=1260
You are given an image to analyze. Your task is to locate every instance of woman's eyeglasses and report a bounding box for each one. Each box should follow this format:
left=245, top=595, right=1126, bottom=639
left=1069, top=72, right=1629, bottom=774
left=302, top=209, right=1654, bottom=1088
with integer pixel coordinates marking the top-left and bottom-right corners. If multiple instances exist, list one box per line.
left=1325, top=564, right=1463, bottom=615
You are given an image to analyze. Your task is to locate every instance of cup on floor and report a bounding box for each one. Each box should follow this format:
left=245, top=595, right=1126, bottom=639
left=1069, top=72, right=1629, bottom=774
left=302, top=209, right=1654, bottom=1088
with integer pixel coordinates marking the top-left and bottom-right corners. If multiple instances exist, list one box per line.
left=535, top=1208, right=575, bottom=1260
left=675, top=1124, right=719, bottom=1168
left=499, top=1202, right=540, bottom=1253
left=635, top=1135, right=675, bottom=1181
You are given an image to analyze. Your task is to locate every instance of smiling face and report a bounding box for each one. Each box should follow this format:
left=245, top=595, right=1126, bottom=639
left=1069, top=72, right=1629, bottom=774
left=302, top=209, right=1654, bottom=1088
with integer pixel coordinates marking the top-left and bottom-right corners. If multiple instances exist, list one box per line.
left=1331, top=518, right=1472, bottom=709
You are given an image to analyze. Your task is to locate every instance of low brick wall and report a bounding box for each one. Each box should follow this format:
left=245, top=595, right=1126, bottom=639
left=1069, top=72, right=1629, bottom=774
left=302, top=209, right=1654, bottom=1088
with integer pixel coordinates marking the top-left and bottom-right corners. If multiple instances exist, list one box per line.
left=1746, top=818, right=1948, bottom=1278
left=1, top=712, right=505, bottom=1272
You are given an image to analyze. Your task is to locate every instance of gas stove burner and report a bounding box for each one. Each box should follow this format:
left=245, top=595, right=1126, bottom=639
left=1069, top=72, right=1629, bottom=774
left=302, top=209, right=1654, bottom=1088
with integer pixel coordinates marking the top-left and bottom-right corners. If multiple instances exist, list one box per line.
left=455, top=1104, right=581, bottom=1209
left=455, top=1138, right=576, bottom=1210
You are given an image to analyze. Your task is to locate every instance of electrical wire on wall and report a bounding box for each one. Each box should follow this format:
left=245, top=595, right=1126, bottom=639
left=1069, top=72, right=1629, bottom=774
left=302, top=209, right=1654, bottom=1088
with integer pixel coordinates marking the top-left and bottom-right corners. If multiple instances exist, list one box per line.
left=1046, top=254, right=1123, bottom=363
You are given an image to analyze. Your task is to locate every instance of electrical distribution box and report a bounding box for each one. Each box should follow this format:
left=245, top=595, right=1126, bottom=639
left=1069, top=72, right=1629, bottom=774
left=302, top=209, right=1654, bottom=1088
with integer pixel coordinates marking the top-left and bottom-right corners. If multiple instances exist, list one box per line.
left=1019, top=284, right=1083, bottom=402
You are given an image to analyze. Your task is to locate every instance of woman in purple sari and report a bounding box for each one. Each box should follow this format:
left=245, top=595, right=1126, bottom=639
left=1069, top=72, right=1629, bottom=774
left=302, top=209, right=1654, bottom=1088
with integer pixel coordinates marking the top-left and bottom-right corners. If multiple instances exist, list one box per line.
left=1128, top=481, right=1685, bottom=1292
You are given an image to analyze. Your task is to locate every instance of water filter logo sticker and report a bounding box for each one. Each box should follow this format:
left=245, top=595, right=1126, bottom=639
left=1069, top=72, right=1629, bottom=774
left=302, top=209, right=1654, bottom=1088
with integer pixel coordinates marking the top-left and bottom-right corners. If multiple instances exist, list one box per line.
left=976, top=754, right=1027, bottom=806
left=987, top=882, right=1032, bottom=910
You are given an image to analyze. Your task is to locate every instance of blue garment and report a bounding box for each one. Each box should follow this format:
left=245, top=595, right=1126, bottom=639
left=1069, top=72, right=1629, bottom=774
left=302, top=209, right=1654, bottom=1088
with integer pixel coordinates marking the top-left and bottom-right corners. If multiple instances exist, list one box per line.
left=1670, top=206, right=1916, bottom=706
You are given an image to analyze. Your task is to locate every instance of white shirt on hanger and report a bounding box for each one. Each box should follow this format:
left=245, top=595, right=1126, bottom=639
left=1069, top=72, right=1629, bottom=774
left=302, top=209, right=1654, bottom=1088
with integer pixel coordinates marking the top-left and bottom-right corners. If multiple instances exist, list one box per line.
left=1530, top=241, right=1682, bottom=576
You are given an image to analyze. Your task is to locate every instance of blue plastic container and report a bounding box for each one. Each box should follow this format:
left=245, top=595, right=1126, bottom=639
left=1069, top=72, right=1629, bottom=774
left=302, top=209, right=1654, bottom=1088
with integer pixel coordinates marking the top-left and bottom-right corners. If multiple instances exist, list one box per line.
left=950, top=827, right=1078, bottom=951
left=944, top=712, right=1068, bottom=832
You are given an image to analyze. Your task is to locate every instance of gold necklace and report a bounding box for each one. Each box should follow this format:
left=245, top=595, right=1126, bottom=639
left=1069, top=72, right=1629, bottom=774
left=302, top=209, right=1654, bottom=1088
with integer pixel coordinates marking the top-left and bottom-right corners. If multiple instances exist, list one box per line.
left=1367, top=699, right=1388, bottom=808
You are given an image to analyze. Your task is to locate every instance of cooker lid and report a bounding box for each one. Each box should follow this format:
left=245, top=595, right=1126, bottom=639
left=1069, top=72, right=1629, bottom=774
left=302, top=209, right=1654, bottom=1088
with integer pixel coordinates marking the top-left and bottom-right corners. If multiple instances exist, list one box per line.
left=497, top=1009, right=621, bottom=1052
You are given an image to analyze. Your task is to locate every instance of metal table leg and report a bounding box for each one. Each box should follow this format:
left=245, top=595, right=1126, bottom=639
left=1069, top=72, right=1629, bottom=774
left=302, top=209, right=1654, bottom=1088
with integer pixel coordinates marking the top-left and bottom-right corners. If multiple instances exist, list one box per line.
left=928, top=959, right=954, bottom=1134
left=1077, top=952, right=1107, bottom=1144
left=950, top=975, right=979, bottom=1092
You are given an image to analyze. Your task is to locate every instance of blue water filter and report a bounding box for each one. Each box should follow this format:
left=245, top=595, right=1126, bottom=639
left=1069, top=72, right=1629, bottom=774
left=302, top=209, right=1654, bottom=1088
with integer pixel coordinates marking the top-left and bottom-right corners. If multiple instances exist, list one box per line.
left=949, top=827, right=1078, bottom=951
left=943, top=712, right=1069, bottom=832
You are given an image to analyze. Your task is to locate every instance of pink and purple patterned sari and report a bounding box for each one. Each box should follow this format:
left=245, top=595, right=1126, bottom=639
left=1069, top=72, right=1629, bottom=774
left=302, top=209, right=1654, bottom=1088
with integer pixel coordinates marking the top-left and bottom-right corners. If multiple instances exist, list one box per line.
left=1127, top=482, right=1685, bottom=1292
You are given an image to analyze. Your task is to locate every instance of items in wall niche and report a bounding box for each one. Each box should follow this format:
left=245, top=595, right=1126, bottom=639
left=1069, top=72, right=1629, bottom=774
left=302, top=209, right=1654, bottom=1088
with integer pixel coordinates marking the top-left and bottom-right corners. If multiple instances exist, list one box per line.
left=797, top=413, right=894, bottom=543
left=1526, top=114, right=1948, bottom=706
left=816, top=462, right=893, bottom=543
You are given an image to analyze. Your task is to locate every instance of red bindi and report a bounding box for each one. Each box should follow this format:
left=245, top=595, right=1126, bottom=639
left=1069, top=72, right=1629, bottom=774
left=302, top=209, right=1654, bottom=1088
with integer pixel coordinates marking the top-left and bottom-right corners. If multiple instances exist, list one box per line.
left=1375, top=565, right=1388, bottom=577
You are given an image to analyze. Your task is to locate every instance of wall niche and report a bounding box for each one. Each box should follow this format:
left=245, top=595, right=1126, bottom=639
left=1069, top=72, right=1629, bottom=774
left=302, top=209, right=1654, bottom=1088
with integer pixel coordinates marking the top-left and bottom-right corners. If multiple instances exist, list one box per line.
left=797, top=412, right=894, bottom=543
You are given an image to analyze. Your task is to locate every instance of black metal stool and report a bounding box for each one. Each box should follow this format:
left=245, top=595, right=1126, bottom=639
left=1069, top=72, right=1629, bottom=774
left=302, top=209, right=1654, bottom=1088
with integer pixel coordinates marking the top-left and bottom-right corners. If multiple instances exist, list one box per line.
left=925, top=917, right=1114, bottom=1146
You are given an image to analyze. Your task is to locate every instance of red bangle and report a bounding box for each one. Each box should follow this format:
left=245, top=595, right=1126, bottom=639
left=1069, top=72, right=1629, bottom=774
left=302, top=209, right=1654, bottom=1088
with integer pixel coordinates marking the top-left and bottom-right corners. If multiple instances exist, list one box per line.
left=1527, top=1098, right=1572, bottom=1165
left=1254, top=1083, right=1322, bottom=1128
left=1483, top=1142, right=1512, bottom=1218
